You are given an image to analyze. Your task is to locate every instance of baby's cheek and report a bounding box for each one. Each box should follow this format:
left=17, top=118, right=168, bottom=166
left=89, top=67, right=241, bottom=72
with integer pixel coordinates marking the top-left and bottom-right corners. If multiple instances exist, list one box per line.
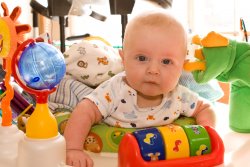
left=162, top=76, right=178, bottom=90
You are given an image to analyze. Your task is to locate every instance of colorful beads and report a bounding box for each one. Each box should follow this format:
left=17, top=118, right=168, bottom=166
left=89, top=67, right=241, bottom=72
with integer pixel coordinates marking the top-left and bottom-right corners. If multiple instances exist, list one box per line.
left=182, top=125, right=211, bottom=156
left=158, top=125, right=190, bottom=160
left=133, top=125, right=211, bottom=161
left=133, top=128, right=165, bottom=161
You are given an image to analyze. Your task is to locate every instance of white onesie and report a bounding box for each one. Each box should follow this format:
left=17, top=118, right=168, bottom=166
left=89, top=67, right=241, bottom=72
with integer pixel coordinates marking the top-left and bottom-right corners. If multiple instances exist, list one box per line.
left=85, top=72, right=199, bottom=128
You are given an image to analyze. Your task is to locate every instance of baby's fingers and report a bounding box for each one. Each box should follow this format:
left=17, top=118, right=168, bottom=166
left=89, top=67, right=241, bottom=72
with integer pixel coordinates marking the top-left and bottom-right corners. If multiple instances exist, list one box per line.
left=78, top=156, right=93, bottom=167
left=86, top=156, right=94, bottom=167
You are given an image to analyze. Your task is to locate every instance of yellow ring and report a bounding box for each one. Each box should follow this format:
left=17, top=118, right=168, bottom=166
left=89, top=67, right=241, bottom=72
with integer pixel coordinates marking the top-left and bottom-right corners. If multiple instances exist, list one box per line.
left=158, top=124, right=190, bottom=160
left=84, top=36, right=111, bottom=46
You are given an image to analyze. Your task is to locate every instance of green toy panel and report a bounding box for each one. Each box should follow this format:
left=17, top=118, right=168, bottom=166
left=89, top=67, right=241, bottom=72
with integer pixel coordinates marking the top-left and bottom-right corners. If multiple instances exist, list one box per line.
left=54, top=112, right=197, bottom=153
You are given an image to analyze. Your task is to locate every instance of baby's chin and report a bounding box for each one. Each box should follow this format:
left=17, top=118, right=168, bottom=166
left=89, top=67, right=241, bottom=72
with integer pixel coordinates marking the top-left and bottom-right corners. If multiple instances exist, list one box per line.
left=142, top=87, right=173, bottom=95
left=137, top=91, right=163, bottom=99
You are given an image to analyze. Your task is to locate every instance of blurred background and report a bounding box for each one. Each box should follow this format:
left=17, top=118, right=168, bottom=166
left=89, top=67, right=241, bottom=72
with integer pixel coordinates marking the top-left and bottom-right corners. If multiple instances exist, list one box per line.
left=1, top=0, right=250, bottom=47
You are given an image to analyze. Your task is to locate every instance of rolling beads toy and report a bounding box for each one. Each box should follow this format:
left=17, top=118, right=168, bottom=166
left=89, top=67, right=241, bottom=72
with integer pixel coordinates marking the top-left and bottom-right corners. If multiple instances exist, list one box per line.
left=118, top=125, right=224, bottom=167
left=184, top=31, right=250, bottom=133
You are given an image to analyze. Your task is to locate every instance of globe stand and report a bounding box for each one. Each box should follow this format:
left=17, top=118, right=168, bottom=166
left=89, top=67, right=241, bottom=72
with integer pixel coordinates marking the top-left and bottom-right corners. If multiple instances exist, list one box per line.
left=16, top=102, right=66, bottom=167
left=12, top=39, right=67, bottom=167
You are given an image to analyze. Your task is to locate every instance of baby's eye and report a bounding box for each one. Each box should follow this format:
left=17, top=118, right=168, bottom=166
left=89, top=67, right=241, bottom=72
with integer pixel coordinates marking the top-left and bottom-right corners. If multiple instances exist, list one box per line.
left=161, top=59, right=172, bottom=65
left=136, top=55, right=148, bottom=62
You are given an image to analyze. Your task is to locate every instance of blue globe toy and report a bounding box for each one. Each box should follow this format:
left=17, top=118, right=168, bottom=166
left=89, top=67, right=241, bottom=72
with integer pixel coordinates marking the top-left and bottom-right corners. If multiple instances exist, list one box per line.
left=18, top=42, right=66, bottom=90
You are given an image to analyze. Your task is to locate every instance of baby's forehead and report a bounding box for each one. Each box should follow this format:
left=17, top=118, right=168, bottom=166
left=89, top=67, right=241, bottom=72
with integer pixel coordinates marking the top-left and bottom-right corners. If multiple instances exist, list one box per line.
left=130, top=11, right=182, bottom=28
left=126, top=13, right=185, bottom=38
left=123, top=11, right=186, bottom=49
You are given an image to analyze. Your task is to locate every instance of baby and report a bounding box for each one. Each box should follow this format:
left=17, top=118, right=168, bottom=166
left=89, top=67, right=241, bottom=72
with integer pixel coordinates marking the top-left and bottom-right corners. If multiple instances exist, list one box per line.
left=64, top=10, right=216, bottom=167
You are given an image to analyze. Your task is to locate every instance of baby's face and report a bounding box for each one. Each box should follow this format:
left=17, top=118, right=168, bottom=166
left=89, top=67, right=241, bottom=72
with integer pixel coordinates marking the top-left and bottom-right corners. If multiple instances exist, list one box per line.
left=120, top=25, right=186, bottom=97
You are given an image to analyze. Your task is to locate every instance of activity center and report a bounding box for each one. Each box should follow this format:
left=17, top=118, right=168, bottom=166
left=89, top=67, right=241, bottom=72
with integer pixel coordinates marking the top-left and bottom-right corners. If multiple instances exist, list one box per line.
left=1, top=0, right=250, bottom=167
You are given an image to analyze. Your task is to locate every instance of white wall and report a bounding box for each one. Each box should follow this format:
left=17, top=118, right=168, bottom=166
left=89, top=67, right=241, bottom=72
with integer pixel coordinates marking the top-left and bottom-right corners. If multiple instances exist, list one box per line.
left=0, top=0, right=189, bottom=46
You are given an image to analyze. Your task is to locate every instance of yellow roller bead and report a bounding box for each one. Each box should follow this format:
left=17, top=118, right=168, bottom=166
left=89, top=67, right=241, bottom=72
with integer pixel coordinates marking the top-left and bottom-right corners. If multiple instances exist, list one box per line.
left=158, top=124, right=190, bottom=160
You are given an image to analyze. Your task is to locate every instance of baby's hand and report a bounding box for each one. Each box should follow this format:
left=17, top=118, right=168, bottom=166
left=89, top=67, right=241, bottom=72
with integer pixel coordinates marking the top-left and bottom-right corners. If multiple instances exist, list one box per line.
left=66, top=149, right=94, bottom=167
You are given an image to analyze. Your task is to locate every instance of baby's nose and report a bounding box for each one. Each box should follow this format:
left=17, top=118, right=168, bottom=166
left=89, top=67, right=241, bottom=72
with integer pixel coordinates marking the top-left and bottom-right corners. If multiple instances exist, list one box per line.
left=147, top=62, right=160, bottom=75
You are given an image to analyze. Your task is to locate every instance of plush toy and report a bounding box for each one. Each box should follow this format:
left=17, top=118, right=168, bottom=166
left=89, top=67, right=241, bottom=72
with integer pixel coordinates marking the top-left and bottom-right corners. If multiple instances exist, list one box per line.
left=184, top=31, right=250, bottom=133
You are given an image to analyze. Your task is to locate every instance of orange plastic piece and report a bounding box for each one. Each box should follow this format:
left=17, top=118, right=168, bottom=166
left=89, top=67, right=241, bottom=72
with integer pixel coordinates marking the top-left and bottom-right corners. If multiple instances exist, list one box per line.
left=0, top=2, right=31, bottom=126
left=118, top=126, right=224, bottom=167
left=183, top=61, right=206, bottom=72
left=1, top=58, right=14, bottom=126
left=0, top=7, right=18, bottom=126
left=192, top=35, right=201, bottom=45
left=200, top=31, right=229, bottom=47
left=194, top=49, right=205, bottom=60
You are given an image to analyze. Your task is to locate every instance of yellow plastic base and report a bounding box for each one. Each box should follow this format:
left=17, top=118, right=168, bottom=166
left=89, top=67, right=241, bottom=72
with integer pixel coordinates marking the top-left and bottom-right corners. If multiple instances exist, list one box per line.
left=26, top=103, right=58, bottom=139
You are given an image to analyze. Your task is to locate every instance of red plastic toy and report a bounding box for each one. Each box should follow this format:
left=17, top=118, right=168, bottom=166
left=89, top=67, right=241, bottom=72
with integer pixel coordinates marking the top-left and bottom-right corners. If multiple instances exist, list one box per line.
left=118, top=126, right=224, bottom=167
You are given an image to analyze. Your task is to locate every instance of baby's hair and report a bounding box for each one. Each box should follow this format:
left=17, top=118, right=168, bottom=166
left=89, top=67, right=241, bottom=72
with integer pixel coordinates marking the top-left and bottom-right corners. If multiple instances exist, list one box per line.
left=123, top=10, right=187, bottom=52
left=130, top=10, right=179, bottom=28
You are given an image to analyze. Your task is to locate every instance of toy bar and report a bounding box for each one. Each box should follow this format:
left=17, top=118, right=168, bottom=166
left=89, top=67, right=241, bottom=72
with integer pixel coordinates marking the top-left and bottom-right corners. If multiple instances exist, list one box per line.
left=118, top=125, right=224, bottom=167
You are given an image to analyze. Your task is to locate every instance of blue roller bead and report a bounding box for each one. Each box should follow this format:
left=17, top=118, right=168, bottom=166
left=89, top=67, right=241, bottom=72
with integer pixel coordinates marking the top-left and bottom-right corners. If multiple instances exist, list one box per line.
left=133, top=128, right=165, bottom=161
left=18, top=42, right=66, bottom=90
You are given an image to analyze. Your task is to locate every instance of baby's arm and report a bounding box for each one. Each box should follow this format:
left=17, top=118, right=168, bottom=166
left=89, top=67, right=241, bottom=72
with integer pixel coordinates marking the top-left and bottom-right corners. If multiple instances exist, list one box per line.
left=64, top=99, right=102, bottom=167
left=192, top=98, right=216, bottom=128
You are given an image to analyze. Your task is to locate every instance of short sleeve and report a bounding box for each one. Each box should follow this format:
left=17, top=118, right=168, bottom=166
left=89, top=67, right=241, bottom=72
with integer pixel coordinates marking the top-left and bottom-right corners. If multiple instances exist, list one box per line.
left=177, top=85, right=199, bottom=117
left=84, top=73, right=123, bottom=118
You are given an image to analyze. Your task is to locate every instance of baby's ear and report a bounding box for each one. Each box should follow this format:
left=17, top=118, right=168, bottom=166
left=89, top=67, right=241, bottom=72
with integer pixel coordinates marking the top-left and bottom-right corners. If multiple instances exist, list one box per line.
left=118, top=49, right=124, bottom=61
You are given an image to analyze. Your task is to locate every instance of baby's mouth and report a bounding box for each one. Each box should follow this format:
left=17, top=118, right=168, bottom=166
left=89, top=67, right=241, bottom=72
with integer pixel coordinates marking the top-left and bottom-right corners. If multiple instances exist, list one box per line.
left=145, top=81, right=158, bottom=85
